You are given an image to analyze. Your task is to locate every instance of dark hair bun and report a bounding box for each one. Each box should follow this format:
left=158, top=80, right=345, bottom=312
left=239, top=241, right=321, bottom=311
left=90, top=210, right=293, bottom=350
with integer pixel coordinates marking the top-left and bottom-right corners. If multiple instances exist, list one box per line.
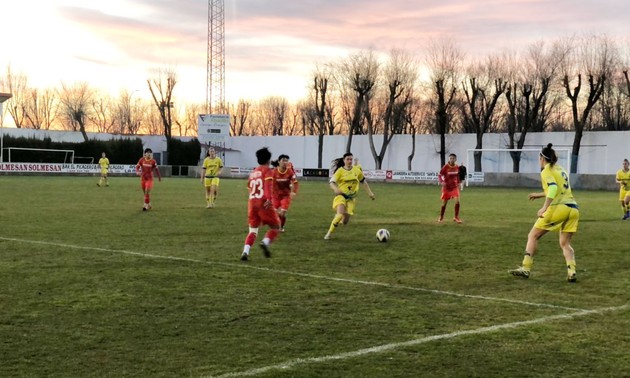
left=547, top=143, right=553, bottom=148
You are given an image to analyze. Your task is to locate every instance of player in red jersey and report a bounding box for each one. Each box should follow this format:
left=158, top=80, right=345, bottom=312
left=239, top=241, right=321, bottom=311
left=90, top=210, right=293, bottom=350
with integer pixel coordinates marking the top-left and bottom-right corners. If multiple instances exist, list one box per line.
left=241, top=147, right=281, bottom=261
left=135, top=148, right=162, bottom=211
left=271, top=154, right=299, bottom=232
left=438, top=153, right=462, bottom=223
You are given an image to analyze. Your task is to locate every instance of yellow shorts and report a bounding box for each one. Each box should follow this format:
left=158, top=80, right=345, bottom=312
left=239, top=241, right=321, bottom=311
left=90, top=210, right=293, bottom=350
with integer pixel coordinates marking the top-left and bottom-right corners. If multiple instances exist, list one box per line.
left=204, top=177, right=220, bottom=187
left=534, top=204, right=579, bottom=233
left=101, top=169, right=108, bottom=175
left=332, top=195, right=356, bottom=215
left=620, top=188, right=629, bottom=201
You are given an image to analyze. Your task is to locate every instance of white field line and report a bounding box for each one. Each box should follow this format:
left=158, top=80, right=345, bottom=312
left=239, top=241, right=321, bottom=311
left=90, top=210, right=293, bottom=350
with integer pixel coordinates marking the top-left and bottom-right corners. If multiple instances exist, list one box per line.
left=204, top=304, right=629, bottom=378
left=1, top=236, right=584, bottom=311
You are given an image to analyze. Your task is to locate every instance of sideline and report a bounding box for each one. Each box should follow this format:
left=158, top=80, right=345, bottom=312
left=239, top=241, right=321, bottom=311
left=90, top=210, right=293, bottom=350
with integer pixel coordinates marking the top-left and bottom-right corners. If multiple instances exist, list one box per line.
left=1, top=236, right=585, bottom=312
left=204, top=304, right=629, bottom=378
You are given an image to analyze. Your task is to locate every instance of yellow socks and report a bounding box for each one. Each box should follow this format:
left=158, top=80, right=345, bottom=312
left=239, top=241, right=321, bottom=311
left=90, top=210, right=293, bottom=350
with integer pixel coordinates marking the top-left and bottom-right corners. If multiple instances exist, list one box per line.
left=328, top=214, right=343, bottom=234
left=522, top=253, right=533, bottom=271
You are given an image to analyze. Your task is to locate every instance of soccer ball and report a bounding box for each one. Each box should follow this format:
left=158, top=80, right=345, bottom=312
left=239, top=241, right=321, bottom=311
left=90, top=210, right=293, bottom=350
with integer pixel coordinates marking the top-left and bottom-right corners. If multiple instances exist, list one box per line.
left=376, top=228, right=390, bottom=242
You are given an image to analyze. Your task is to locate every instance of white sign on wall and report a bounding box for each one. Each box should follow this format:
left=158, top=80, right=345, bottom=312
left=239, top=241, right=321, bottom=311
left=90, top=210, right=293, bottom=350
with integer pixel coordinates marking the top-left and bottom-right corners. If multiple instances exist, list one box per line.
left=198, top=114, right=230, bottom=144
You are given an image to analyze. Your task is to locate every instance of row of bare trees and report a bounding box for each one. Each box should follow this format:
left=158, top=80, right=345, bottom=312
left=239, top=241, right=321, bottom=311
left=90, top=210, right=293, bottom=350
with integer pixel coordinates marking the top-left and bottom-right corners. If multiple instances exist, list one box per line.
left=2, top=34, right=630, bottom=171
left=292, top=34, right=630, bottom=172
left=0, top=68, right=180, bottom=141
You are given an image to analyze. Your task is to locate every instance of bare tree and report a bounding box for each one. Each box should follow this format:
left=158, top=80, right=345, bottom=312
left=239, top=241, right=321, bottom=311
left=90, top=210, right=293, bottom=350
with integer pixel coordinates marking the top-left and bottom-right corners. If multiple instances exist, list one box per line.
left=229, top=99, right=252, bottom=136
left=142, top=107, right=163, bottom=135
left=461, top=55, right=507, bottom=171
left=312, top=65, right=332, bottom=167
left=90, top=93, right=116, bottom=133
left=176, top=102, right=205, bottom=137
left=404, top=96, right=426, bottom=170
left=58, top=82, right=93, bottom=141
left=24, top=88, right=58, bottom=130
left=2, top=66, right=28, bottom=128
left=335, top=50, right=379, bottom=152
left=503, top=41, right=569, bottom=171
left=367, top=49, right=417, bottom=169
left=599, top=43, right=630, bottom=130
left=147, top=67, right=177, bottom=140
left=284, top=103, right=300, bottom=136
left=598, top=70, right=630, bottom=130
left=562, top=34, right=617, bottom=173
left=424, top=37, right=463, bottom=166
left=257, top=96, right=288, bottom=135
left=111, top=90, right=143, bottom=134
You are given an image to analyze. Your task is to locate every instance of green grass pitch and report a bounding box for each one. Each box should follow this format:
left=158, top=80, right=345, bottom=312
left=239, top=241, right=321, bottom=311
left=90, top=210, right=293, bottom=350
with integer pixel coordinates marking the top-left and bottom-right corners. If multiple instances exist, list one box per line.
left=0, top=176, right=628, bottom=377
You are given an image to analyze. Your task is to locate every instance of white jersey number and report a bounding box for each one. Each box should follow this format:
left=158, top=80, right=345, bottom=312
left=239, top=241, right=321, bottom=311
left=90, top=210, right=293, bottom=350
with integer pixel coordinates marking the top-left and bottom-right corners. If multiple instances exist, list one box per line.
left=249, top=178, right=264, bottom=199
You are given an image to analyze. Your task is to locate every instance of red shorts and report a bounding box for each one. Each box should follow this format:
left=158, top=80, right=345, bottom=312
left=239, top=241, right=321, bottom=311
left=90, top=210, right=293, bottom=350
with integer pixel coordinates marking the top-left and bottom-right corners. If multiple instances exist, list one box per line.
left=441, top=187, right=459, bottom=200
left=248, top=203, right=281, bottom=228
left=272, top=195, right=292, bottom=211
left=141, top=179, right=154, bottom=191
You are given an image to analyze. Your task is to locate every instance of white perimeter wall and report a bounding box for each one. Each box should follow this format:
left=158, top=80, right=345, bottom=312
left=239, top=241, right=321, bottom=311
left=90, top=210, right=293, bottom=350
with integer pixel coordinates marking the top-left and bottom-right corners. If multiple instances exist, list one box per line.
left=225, top=131, right=629, bottom=175
left=2, top=128, right=628, bottom=174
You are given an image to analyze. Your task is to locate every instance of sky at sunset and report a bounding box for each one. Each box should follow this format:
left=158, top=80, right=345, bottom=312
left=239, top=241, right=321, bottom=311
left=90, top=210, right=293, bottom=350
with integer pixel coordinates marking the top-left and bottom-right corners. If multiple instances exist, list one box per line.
left=1, top=0, right=629, bottom=105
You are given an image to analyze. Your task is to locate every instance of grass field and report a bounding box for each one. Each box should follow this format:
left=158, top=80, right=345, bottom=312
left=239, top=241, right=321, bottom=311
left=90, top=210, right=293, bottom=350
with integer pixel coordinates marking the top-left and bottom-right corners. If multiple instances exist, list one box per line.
left=0, top=176, right=628, bottom=377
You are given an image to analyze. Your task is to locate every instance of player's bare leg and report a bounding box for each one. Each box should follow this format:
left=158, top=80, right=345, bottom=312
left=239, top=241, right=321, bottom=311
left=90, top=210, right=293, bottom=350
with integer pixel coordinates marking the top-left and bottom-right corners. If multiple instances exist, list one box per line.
left=560, top=232, right=577, bottom=282
left=278, top=208, right=287, bottom=231
left=260, top=225, right=280, bottom=257
left=509, top=227, right=547, bottom=278
left=453, top=197, right=462, bottom=223
left=209, top=185, right=218, bottom=208
left=325, top=205, right=346, bottom=239
left=438, top=199, right=447, bottom=223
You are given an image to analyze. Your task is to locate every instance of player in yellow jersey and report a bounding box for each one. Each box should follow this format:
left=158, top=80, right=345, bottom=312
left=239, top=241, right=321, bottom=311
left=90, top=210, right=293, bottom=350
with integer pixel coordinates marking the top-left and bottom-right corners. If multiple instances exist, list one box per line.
left=97, top=152, right=110, bottom=187
left=324, top=152, right=375, bottom=240
left=615, top=159, right=630, bottom=220
left=509, top=143, right=579, bottom=282
left=201, top=147, right=224, bottom=208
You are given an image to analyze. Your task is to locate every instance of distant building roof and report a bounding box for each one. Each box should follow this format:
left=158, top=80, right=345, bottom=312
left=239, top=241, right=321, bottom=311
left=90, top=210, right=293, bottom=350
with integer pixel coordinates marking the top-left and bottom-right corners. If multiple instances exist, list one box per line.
left=0, top=92, right=12, bottom=102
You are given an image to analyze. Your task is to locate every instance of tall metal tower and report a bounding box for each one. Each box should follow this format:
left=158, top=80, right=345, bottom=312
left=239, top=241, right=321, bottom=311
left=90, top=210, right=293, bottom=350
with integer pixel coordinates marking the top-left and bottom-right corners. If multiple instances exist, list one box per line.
left=207, top=0, right=225, bottom=114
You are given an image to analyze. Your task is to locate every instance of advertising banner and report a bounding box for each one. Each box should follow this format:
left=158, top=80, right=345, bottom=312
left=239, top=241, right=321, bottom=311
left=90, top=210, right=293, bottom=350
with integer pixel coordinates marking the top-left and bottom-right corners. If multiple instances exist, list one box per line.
left=0, top=163, right=136, bottom=174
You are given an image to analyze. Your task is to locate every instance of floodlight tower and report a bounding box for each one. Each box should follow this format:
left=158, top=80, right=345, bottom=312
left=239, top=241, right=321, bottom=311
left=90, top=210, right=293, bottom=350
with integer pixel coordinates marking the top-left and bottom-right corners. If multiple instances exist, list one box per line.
left=207, top=0, right=226, bottom=114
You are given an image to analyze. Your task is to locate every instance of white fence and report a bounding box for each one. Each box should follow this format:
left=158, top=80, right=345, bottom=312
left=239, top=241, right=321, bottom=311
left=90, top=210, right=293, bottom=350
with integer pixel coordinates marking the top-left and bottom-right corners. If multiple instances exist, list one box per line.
left=1, top=127, right=627, bottom=174
left=224, top=132, right=625, bottom=175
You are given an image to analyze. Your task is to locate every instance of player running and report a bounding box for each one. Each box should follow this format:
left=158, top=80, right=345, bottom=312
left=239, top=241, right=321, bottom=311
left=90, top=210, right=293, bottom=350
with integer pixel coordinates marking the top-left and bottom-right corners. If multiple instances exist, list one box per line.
left=324, top=152, right=375, bottom=240
left=241, top=147, right=281, bottom=261
left=272, top=154, right=299, bottom=232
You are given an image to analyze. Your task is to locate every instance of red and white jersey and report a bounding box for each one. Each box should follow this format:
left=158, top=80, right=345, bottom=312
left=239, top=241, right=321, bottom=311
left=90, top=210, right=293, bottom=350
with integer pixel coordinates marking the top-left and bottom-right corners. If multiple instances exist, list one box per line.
left=273, top=166, right=299, bottom=198
left=137, top=158, right=158, bottom=181
left=439, top=163, right=460, bottom=190
left=248, top=165, right=274, bottom=207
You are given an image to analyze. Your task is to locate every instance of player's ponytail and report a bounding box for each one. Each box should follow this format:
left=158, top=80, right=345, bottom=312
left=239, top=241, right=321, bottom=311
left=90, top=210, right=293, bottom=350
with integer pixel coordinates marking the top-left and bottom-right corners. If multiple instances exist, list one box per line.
left=330, top=158, right=344, bottom=174
left=540, top=143, right=558, bottom=165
